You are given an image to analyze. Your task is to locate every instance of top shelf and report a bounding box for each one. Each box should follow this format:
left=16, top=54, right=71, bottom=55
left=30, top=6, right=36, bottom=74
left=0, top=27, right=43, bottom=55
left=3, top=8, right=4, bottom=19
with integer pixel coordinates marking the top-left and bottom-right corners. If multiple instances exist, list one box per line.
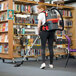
left=14, top=0, right=74, bottom=9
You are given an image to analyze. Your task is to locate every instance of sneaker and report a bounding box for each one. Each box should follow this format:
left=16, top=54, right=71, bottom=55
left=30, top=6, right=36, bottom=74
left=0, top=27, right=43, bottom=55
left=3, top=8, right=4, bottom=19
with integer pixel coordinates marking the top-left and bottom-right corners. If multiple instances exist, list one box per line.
left=40, top=63, right=46, bottom=69
left=49, top=64, right=54, bottom=68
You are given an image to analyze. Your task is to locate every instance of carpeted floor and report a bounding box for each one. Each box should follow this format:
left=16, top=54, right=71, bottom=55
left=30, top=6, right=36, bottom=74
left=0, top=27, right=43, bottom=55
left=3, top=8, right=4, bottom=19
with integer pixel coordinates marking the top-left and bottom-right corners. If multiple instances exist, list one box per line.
left=0, top=58, right=76, bottom=76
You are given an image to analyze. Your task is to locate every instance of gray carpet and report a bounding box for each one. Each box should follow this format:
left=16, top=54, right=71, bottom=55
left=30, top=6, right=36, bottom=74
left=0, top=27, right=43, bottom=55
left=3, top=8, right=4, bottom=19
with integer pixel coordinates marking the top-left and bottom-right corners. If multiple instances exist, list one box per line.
left=0, top=58, right=76, bottom=76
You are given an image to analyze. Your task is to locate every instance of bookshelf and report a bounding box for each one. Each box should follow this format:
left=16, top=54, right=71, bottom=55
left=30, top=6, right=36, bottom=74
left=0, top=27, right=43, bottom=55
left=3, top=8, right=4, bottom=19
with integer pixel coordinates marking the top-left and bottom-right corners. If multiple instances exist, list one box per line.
left=0, top=0, right=76, bottom=60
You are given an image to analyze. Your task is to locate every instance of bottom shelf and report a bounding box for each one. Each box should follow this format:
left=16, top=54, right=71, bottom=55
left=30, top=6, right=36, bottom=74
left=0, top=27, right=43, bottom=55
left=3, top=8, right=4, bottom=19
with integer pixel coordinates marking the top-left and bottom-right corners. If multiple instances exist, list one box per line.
left=13, top=55, right=22, bottom=58
left=0, top=53, right=12, bottom=59
left=70, top=52, right=76, bottom=56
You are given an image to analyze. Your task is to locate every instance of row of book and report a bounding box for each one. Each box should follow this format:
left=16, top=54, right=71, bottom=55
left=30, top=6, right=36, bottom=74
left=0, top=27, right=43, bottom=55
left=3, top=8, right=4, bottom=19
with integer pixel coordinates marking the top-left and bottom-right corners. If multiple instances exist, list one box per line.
left=13, top=46, right=41, bottom=56
left=0, top=12, right=7, bottom=21
left=13, top=4, right=32, bottom=13
left=13, top=25, right=37, bottom=35
left=56, top=31, right=63, bottom=36
left=24, top=49, right=41, bottom=56
left=0, top=1, right=8, bottom=11
left=60, top=10, right=72, bottom=17
left=13, top=4, right=39, bottom=14
left=0, top=34, right=8, bottom=42
left=14, top=15, right=32, bottom=24
left=0, top=44, right=8, bottom=53
left=13, top=35, right=41, bottom=45
left=64, top=19, right=72, bottom=27
left=63, top=29, right=72, bottom=36
left=0, top=23, right=8, bottom=32
left=14, top=15, right=38, bottom=24
left=56, top=39, right=68, bottom=44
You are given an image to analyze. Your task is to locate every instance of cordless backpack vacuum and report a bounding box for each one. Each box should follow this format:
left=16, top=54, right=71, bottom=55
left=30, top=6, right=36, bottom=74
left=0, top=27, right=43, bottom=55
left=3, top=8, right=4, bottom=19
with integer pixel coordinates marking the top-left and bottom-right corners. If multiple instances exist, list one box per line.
left=40, top=7, right=64, bottom=31
left=14, top=7, right=64, bottom=67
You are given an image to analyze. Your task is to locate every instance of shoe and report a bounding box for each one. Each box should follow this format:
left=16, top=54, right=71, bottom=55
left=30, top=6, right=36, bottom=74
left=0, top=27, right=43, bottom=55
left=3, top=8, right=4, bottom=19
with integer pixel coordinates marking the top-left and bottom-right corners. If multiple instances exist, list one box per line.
left=40, top=63, right=46, bottom=69
left=49, top=64, right=54, bottom=68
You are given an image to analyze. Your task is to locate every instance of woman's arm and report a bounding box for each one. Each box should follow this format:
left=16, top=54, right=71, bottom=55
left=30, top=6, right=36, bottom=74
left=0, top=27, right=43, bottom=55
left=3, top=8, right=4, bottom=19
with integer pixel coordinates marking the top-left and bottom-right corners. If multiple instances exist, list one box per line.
left=38, top=19, right=42, bottom=34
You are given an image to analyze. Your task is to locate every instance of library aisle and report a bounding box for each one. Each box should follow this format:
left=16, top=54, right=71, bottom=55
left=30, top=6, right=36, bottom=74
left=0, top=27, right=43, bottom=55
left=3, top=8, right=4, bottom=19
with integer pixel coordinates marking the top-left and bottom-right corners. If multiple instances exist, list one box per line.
left=0, top=58, right=76, bottom=76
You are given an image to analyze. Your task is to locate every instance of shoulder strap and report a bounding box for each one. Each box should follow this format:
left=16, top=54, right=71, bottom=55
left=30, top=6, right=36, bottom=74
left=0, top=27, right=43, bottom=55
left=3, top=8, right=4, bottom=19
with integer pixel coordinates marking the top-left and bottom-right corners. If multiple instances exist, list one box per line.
left=42, top=11, right=48, bottom=22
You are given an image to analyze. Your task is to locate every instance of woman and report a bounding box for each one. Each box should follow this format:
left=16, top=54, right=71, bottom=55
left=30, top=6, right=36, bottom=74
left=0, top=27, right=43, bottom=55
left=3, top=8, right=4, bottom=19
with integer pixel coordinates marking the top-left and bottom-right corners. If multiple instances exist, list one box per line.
left=37, top=5, right=55, bottom=69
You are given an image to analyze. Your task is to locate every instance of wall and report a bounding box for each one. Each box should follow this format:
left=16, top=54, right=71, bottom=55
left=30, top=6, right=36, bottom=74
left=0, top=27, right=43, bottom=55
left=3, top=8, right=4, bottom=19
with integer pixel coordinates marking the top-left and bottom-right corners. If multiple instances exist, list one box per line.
left=65, top=2, right=76, bottom=7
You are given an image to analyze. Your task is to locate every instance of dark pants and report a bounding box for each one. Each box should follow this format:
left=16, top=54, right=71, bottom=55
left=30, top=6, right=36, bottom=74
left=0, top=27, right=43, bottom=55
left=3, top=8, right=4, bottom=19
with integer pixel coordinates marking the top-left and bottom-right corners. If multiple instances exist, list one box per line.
left=40, top=30, right=55, bottom=64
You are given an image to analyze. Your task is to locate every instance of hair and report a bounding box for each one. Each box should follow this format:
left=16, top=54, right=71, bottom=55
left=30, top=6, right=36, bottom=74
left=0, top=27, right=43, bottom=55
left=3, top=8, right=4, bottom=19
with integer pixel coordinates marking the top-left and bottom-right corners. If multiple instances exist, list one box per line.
left=37, top=5, right=47, bottom=10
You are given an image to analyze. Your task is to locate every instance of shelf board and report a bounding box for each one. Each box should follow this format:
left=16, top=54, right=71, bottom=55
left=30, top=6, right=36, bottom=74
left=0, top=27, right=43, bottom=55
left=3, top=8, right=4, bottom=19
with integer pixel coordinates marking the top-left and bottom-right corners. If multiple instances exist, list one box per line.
left=56, top=44, right=68, bottom=45
left=15, top=11, right=38, bottom=15
left=13, top=55, right=21, bottom=58
left=13, top=44, right=21, bottom=46
left=63, top=16, right=72, bottom=18
left=13, top=23, right=37, bottom=26
left=0, top=20, right=8, bottom=23
left=64, top=26, right=72, bottom=28
left=15, top=11, right=31, bottom=15
left=0, top=53, right=12, bottom=59
left=0, top=10, right=7, bottom=13
left=25, top=55, right=37, bottom=58
left=14, top=0, right=37, bottom=4
left=54, top=52, right=67, bottom=55
left=0, top=31, right=8, bottom=33
left=38, top=2, right=74, bottom=9
left=14, top=0, right=74, bottom=9
left=0, top=42, right=8, bottom=44
left=0, top=0, right=7, bottom=2
left=0, top=53, right=8, bottom=55
left=14, top=44, right=41, bottom=47
left=14, top=34, right=37, bottom=36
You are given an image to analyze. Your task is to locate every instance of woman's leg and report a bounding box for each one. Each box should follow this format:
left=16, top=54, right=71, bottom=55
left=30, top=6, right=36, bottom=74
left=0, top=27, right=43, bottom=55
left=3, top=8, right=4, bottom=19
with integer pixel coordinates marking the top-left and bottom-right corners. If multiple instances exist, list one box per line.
left=48, top=31, right=55, bottom=64
left=40, top=31, right=48, bottom=63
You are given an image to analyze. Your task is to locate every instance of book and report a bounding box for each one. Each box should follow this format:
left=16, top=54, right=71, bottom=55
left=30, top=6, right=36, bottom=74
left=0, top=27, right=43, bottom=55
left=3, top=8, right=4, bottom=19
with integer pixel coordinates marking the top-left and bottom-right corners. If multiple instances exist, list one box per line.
left=5, top=23, right=8, bottom=31
left=0, top=1, right=8, bottom=10
left=0, top=12, right=7, bottom=21
left=0, top=24, right=2, bottom=32
left=4, top=34, right=8, bottom=42
left=1, top=34, right=5, bottom=42
left=60, top=10, right=72, bottom=17
left=4, top=44, right=8, bottom=53
left=2, top=23, right=6, bottom=32
left=16, top=4, right=20, bottom=12
left=64, top=19, right=72, bottom=27
left=0, top=45, right=2, bottom=53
